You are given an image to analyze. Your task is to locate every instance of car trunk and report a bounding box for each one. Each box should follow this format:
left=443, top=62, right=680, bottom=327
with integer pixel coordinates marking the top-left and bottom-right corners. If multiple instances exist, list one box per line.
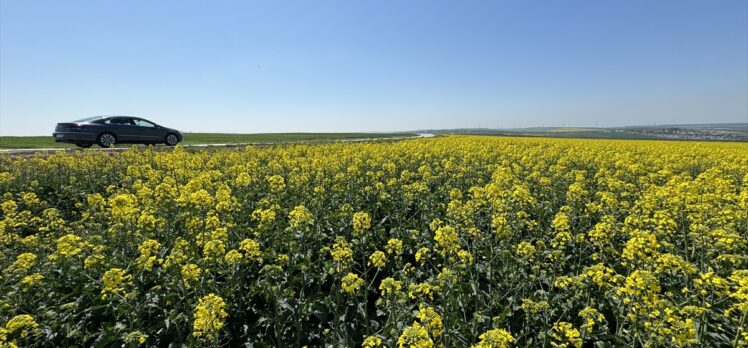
left=55, top=123, right=87, bottom=132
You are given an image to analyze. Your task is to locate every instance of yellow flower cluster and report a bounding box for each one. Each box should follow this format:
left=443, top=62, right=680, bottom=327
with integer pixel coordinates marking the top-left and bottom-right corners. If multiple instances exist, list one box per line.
left=2, top=314, right=39, bottom=342
left=341, top=272, right=364, bottom=293
left=551, top=321, right=582, bottom=348
left=379, top=277, right=403, bottom=296
left=20, top=273, right=44, bottom=290
left=135, top=239, right=161, bottom=271
left=415, top=304, right=443, bottom=338
left=54, top=233, right=89, bottom=258
left=100, top=268, right=133, bottom=300
left=352, top=212, right=371, bottom=236
left=433, top=226, right=458, bottom=256
left=192, top=293, right=228, bottom=339
left=368, top=250, right=386, bottom=268
left=409, top=282, right=438, bottom=301
left=415, top=247, right=430, bottom=264
left=329, top=237, right=353, bottom=273
left=515, top=241, right=535, bottom=259
left=397, top=321, right=433, bottom=348
left=181, top=263, right=201, bottom=288
left=473, top=328, right=515, bottom=348
left=8, top=253, right=35, bottom=275
left=203, top=239, right=226, bottom=261
left=578, top=307, right=604, bottom=334
left=239, top=238, right=262, bottom=262
left=266, top=175, right=286, bottom=192
left=362, top=335, right=383, bottom=347
left=289, top=205, right=314, bottom=228
left=386, top=238, right=404, bottom=256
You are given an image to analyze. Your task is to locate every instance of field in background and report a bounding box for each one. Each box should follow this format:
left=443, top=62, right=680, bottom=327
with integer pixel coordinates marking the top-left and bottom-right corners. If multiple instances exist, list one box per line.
left=3, top=123, right=745, bottom=149
left=180, top=132, right=416, bottom=145
left=422, top=123, right=748, bottom=142
left=0, top=132, right=417, bottom=149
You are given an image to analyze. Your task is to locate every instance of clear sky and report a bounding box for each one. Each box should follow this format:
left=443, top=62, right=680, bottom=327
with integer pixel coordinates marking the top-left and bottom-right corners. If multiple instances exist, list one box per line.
left=1, top=0, right=747, bottom=135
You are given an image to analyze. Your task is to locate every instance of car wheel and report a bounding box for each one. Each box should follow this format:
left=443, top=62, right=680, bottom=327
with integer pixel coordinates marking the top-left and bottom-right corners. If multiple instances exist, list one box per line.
left=165, top=133, right=179, bottom=146
left=97, top=133, right=117, bottom=148
left=75, top=143, right=93, bottom=148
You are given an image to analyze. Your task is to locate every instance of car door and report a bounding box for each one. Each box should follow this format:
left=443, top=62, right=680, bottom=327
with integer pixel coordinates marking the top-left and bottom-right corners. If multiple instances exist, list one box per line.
left=113, top=117, right=139, bottom=142
left=132, top=118, right=163, bottom=143
left=102, top=117, right=134, bottom=142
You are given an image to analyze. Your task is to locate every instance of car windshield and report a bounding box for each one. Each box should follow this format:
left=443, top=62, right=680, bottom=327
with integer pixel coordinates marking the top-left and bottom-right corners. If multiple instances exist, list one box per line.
left=73, top=116, right=105, bottom=122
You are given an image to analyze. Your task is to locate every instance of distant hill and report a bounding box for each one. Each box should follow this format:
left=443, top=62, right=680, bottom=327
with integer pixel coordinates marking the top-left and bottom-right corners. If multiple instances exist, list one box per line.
left=620, top=123, right=747, bottom=131
left=415, top=123, right=748, bottom=142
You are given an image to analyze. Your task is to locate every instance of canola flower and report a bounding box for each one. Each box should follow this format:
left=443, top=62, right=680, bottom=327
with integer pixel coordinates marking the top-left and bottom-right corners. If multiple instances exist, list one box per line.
left=352, top=212, right=371, bottom=236
left=192, top=293, right=228, bottom=339
left=551, top=322, right=582, bottom=348
left=224, top=249, right=243, bottom=264
left=415, top=247, right=431, bottom=264
left=135, top=239, right=161, bottom=271
left=100, top=268, right=133, bottom=300
left=397, top=321, right=434, bottom=348
left=3, top=314, right=39, bottom=340
left=515, top=242, right=535, bottom=259
left=239, top=238, right=262, bottom=262
left=163, top=239, right=190, bottom=269
left=203, top=240, right=226, bottom=261
left=379, top=277, right=403, bottom=296
left=54, top=234, right=88, bottom=258
left=20, top=273, right=44, bottom=290
left=368, top=250, right=387, bottom=268
left=416, top=304, right=443, bottom=338
left=473, top=328, right=515, bottom=348
left=341, top=273, right=365, bottom=294
left=8, top=253, right=35, bottom=275
left=457, top=249, right=474, bottom=265
left=578, top=307, right=604, bottom=334
left=362, top=335, right=383, bottom=347
left=266, top=175, right=286, bottom=192
left=181, top=263, right=202, bottom=288
left=433, top=226, right=459, bottom=256
left=288, top=204, right=314, bottom=228
left=409, top=282, right=438, bottom=301
left=329, top=237, right=354, bottom=273
left=84, top=253, right=105, bottom=269
left=386, top=238, right=404, bottom=256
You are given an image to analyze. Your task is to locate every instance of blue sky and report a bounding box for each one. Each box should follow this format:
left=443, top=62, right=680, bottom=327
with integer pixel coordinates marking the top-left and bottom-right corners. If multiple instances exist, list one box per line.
left=1, top=0, right=746, bottom=135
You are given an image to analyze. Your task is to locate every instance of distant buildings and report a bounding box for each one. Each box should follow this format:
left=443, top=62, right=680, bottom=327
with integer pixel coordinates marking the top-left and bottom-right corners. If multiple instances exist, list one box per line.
left=621, top=127, right=748, bottom=141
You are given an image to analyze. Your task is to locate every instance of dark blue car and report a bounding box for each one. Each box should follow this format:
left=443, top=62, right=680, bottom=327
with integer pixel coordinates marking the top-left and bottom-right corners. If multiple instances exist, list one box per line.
left=53, top=116, right=183, bottom=148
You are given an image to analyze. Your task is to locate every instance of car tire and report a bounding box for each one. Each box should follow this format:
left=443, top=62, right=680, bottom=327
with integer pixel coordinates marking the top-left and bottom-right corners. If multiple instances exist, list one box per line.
left=75, top=143, right=93, bottom=148
left=97, top=133, right=117, bottom=148
left=165, top=133, right=179, bottom=146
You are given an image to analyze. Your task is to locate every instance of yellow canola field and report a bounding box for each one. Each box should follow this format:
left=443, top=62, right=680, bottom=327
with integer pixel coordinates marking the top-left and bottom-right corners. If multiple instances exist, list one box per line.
left=1, top=136, right=747, bottom=347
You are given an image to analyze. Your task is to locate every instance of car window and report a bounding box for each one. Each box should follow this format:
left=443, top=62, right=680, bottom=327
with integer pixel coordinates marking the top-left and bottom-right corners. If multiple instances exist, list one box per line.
left=133, top=119, right=156, bottom=127
left=106, top=118, right=134, bottom=125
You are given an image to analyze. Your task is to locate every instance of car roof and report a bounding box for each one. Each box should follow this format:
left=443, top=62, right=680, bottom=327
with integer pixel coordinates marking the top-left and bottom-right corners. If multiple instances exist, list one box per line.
left=74, top=115, right=151, bottom=122
left=73, top=116, right=106, bottom=122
